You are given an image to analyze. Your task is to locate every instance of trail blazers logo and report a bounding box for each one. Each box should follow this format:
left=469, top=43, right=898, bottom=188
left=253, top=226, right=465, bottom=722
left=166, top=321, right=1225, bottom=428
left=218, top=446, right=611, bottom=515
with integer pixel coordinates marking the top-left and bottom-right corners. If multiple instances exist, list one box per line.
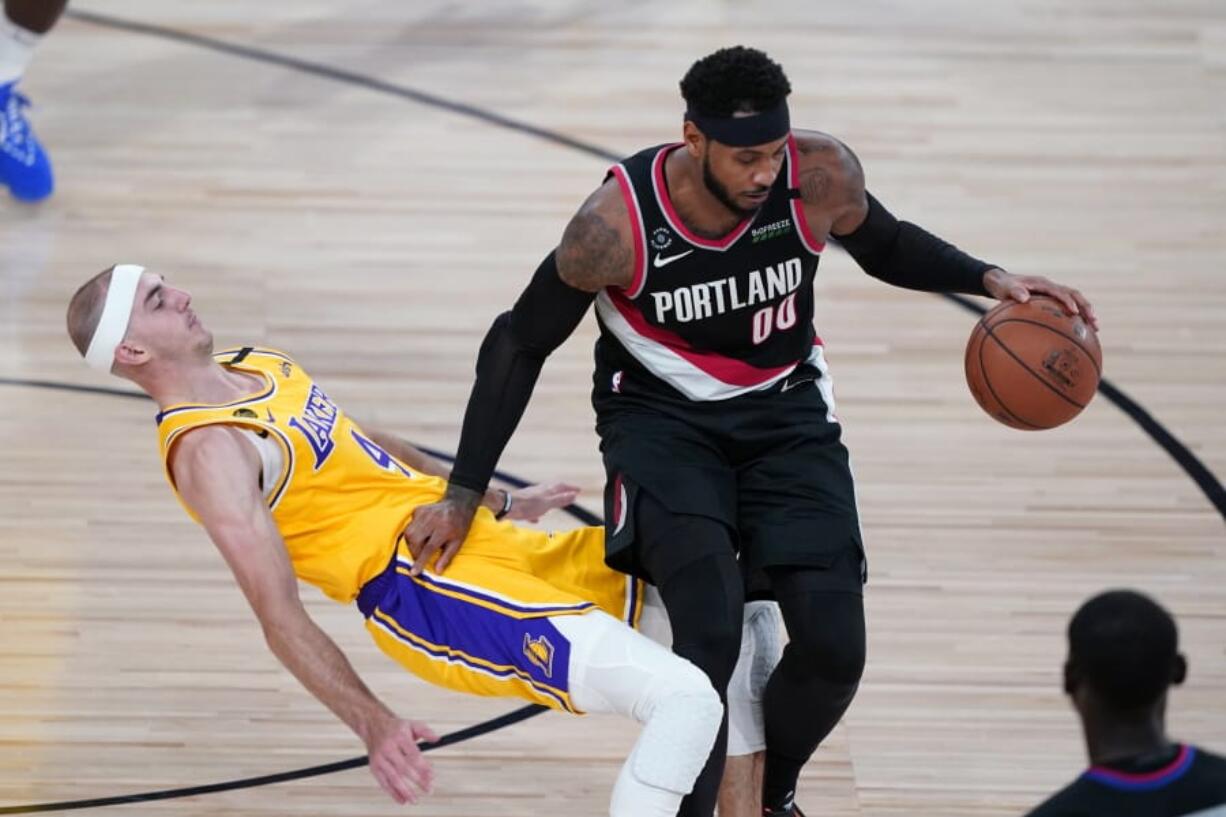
left=523, top=633, right=555, bottom=678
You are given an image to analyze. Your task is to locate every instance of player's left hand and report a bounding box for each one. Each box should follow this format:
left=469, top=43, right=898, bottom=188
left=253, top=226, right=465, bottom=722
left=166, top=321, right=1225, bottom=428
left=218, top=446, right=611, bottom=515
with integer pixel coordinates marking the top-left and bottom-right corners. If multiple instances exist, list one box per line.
left=983, top=268, right=1099, bottom=331
left=505, top=482, right=581, bottom=523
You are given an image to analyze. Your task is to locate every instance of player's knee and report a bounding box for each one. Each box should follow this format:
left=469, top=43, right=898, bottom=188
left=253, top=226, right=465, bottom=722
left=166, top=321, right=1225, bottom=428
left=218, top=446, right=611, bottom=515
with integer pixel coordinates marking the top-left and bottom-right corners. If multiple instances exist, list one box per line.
left=669, top=654, right=723, bottom=718
left=656, top=550, right=747, bottom=690
left=820, top=635, right=866, bottom=687
left=633, top=668, right=723, bottom=793
left=786, top=615, right=866, bottom=687
left=663, top=679, right=723, bottom=742
left=745, top=601, right=785, bottom=697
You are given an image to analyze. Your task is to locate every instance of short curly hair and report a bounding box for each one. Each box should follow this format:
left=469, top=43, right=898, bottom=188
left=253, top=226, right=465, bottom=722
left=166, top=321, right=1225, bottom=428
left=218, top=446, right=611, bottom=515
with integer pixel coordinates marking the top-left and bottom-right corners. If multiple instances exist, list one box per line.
left=1069, top=590, right=1180, bottom=711
left=680, top=46, right=792, bottom=117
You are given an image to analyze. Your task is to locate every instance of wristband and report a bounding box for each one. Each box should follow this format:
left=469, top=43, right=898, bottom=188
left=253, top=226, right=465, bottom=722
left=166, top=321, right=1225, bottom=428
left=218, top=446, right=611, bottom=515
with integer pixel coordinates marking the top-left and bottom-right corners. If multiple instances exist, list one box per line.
left=494, top=489, right=513, bottom=520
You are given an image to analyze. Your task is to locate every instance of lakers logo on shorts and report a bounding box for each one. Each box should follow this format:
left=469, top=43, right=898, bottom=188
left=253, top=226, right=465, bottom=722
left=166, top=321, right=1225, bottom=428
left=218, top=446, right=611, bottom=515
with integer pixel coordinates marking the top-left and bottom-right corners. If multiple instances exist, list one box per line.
left=523, top=633, right=556, bottom=678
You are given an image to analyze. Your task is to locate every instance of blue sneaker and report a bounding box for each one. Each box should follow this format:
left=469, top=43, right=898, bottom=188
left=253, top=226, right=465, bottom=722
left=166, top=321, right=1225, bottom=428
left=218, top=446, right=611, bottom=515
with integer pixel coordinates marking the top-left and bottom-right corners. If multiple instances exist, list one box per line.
left=0, top=82, right=54, bottom=202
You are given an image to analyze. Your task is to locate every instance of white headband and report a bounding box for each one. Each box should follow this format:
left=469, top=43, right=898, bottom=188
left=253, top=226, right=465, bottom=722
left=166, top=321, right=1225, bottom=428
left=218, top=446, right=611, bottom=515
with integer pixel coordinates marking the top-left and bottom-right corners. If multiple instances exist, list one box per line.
left=84, top=264, right=145, bottom=373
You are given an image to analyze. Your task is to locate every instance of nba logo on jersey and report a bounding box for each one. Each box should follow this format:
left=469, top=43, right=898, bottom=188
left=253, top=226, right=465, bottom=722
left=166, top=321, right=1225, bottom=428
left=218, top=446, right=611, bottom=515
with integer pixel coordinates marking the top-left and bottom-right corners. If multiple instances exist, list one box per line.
left=612, top=371, right=623, bottom=393
left=523, top=633, right=556, bottom=678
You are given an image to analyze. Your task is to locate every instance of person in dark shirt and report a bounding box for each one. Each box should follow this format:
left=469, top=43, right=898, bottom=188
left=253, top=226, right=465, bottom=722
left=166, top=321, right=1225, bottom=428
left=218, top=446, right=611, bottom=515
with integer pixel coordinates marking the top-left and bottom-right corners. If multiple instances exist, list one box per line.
left=1026, top=589, right=1226, bottom=817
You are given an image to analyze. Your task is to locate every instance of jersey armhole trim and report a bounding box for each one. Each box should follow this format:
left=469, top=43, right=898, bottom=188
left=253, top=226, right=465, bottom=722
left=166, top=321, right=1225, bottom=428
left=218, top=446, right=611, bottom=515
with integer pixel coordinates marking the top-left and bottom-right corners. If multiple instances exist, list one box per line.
left=163, top=419, right=296, bottom=515
left=610, top=164, right=650, bottom=299
left=787, top=134, right=828, bottom=256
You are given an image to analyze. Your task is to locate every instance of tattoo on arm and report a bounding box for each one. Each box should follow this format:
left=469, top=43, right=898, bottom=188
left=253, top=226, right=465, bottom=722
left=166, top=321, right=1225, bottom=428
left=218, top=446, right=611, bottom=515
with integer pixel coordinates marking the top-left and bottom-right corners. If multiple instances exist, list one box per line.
left=796, top=135, right=864, bottom=207
left=556, top=207, right=632, bottom=292
left=442, top=481, right=484, bottom=511
left=798, top=166, right=832, bottom=205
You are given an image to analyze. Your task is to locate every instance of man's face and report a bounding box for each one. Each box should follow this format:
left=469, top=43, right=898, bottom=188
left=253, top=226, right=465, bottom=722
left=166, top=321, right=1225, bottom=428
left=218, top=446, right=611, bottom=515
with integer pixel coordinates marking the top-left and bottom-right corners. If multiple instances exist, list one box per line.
left=701, top=135, right=788, bottom=218
left=121, top=272, right=212, bottom=363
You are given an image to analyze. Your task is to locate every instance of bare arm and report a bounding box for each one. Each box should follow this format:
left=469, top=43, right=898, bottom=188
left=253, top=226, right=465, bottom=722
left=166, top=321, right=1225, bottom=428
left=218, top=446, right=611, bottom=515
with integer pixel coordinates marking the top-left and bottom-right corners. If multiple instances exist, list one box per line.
left=791, top=129, right=1095, bottom=322
left=555, top=178, right=637, bottom=292
left=170, top=426, right=436, bottom=804
left=791, top=129, right=869, bottom=236
left=403, top=179, right=634, bottom=573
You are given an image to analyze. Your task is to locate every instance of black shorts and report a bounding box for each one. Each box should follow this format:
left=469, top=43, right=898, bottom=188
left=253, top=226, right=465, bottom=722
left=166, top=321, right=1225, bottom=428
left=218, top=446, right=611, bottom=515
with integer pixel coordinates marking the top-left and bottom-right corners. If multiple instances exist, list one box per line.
left=594, top=362, right=866, bottom=587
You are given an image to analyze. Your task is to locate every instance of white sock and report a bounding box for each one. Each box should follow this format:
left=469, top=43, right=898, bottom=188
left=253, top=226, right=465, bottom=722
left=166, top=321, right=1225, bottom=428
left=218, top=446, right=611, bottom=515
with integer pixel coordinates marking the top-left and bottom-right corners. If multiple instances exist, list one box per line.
left=0, top=14, right=41, bottom=87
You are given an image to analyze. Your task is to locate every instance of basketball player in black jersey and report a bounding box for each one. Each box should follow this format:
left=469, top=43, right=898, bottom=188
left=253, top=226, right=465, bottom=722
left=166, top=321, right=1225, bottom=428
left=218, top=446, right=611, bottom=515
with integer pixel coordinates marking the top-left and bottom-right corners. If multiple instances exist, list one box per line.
left=1026, top=590, right=1226, bottom=817
left=406, top=46, right=1097, bottom=816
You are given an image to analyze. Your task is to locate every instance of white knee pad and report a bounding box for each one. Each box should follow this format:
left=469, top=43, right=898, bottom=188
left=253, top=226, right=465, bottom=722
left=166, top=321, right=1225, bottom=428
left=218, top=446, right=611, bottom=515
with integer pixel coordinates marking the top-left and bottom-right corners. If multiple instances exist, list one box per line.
left=552, top=611, right=722, bottom=795
left=636, top=587, right=785, bottom=756
left=628, top=682, right=723, bottom=792
left=727, top=600, right=784, bottom=755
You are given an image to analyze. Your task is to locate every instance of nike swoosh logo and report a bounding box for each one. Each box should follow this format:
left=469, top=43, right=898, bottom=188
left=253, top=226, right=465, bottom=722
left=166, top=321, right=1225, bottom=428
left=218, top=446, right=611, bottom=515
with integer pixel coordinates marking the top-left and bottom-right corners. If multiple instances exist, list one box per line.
left=781, top=377, right=816, bottom=393
left=652, top=250, right=694, bottom=268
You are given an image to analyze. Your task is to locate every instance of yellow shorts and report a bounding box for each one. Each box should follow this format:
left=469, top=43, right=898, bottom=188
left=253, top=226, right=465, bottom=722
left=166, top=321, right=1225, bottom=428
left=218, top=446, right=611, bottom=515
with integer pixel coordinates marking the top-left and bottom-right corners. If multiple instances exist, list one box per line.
left=357, top=513, right=643, bottom=712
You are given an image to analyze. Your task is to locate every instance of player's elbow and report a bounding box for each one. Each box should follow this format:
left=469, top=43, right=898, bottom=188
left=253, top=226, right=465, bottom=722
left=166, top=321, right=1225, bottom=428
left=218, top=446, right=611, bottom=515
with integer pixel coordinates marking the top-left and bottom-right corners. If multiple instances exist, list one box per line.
left=486, top=310, right=553, bottom=363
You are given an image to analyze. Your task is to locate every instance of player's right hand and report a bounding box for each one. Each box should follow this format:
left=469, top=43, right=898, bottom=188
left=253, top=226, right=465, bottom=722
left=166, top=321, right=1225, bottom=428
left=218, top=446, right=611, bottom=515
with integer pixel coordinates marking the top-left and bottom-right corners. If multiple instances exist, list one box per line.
left=365, top=716, right=439, bottom=805
left=403, top=493, right=479, bottom=576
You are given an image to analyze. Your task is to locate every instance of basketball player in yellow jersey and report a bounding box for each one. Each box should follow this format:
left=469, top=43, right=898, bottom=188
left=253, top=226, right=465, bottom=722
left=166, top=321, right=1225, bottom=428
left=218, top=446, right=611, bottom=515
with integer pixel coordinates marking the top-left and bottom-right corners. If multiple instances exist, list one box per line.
left=64, top=264, right=726, bottom=817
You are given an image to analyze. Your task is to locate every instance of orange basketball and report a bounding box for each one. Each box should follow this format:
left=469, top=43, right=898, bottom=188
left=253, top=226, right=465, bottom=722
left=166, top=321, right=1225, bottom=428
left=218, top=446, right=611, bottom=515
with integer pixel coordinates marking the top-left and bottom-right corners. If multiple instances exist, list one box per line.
left=965, top=297, right=1102, bottom=430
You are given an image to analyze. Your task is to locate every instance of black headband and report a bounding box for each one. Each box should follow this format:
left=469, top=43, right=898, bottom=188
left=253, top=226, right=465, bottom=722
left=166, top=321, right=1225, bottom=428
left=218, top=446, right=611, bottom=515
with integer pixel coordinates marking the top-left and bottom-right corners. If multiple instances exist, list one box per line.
left=684, top=101, right=791, bottom=147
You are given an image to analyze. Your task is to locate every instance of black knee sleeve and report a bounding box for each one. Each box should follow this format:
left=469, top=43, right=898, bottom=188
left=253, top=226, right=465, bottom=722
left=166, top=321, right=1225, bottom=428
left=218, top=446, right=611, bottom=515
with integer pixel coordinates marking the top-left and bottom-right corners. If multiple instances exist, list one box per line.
left=657, top=557, right=746, bottom=694
left=767, top=568, right=866, bottom=688
left=633, top=492, right=744, bottom=817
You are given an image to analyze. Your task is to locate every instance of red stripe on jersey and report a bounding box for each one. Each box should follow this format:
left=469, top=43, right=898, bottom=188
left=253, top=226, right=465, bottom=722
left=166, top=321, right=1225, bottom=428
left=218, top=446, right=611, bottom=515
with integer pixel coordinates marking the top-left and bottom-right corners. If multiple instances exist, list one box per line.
left=609, top=164, right=649, bottom=298
left=605, top=288, right=796, bottom=387
left=652, top=145, right=754, bottom=250
left=787, top=135, right=827, bottom=255
left=1087, top=745, right=1192, bottom=785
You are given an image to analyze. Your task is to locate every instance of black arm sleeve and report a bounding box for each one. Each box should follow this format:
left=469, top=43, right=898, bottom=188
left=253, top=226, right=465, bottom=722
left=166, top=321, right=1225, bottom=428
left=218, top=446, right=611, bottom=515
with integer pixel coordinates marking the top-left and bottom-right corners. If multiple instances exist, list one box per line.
left=447, top=250, right=596, bottom=494
left=832, top=191, right=994, bottom=297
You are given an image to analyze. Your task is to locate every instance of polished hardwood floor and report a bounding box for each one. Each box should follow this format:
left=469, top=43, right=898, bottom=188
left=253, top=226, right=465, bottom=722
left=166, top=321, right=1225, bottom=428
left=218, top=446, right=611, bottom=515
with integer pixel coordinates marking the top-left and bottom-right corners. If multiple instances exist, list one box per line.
left=2, top=1, right=1223, bottom=814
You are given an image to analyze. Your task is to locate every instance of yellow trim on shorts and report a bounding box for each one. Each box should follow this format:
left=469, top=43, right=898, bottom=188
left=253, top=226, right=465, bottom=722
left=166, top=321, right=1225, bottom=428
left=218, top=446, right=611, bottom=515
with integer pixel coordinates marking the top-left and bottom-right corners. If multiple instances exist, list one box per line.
left=370, top=608, right=577, bottom=713
left=392, top=565, right=594, bottom=620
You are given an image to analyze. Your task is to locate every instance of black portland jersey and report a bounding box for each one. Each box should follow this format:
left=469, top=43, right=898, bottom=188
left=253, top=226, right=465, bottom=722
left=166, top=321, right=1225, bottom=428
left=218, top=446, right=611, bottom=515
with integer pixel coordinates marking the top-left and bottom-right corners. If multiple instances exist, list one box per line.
left=594, top=137, right=828, bottom=401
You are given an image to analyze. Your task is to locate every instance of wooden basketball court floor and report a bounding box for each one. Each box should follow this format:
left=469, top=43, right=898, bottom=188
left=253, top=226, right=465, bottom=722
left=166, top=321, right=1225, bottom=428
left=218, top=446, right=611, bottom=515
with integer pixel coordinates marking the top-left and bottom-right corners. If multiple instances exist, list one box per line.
left=2, top=1, right=1223, bottom=814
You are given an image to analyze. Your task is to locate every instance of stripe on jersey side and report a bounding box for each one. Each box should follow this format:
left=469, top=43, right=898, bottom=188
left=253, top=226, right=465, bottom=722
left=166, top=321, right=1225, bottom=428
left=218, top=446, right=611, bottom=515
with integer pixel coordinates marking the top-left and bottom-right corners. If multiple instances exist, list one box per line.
left=595, top=289, right=797, bottom=401
left=807, top=342, right=838, bottom=423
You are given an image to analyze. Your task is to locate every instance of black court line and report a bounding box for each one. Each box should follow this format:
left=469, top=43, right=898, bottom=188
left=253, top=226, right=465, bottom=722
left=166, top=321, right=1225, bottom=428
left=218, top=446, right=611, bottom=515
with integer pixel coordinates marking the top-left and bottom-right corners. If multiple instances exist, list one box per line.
left=5, top=7, right=1223, bottom=814
left=0, top=379, right=598, bottom=814
left=58, top=9, right=1225, bottom=522
left=945, top=294, right=1226, bottom=518
left=63, top=8, right=1226, bottom=520
left=65, top=8, right=620, bottom=164
left=0, top=705, right=546, bottom=815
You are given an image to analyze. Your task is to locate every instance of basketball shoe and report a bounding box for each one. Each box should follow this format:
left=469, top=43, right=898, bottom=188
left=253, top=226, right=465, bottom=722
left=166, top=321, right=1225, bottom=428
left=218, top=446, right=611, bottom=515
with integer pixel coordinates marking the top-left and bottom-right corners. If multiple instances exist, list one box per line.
left=1, top=81, right=54, bottom=201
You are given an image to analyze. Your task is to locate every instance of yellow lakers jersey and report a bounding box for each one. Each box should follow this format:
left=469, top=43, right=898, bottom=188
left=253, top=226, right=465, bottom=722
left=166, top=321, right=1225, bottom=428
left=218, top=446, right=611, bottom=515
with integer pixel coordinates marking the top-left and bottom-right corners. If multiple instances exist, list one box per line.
left=156, top=347, right=454, bottom=602
left=155, top=347, right=641, bottom=635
